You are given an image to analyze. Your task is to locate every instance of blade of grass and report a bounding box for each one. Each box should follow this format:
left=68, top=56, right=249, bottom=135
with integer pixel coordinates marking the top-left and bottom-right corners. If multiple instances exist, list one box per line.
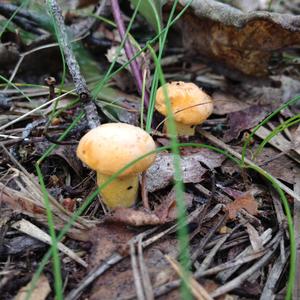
left=254, top=115, right=300, bottom=159
left=242, top=95, right=300, bottom=163
left=148, top=44, right=192, bottom=299
left=0, top=0, right=30, bottom=37
left=34, top=112, right=84, bottom=300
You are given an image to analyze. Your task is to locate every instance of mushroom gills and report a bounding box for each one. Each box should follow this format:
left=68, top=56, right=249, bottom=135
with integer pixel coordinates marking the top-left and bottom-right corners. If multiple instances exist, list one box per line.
left=97, top=173, right=139, bottom=209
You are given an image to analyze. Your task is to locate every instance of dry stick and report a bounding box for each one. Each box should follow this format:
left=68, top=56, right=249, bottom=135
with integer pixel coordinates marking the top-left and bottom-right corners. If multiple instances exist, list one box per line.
left=48, top=0, right=100, bottom=129
left=0, top=89, right=75, bottom=132
left=211, top=232, right=281, bottom=298
left=166, top=255, right=214, bottom=300
left=197, top=225, right=241, bottom=273
left=217, top=228, right=272, bottom=283
left=152, top=249, right=267, bottom=298
left=191, top=213, right=227, bottom=263
left=293, top=174, right=300, bottom=300
left=260, top=250, right=289, bottom=299
left=130, top=242, right=145, bottom=300
left=65, top=207, right=204, bottom=300
left=199, top=129, right=300, bottom=202
left=111, top=0, right=149, bottom=107
left=137, top=238, right=154, bottom=300
left=270, top=189, right=288, bottom=263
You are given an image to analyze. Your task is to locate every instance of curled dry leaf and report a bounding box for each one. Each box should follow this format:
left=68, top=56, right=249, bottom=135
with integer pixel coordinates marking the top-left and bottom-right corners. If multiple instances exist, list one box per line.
left=171, top=0, right=300, bottom=78
left=104, top=190, right=195, bottom=226
left=225, top=192, right=258, bottom=220
left=105, top=208, right=162, bottom=226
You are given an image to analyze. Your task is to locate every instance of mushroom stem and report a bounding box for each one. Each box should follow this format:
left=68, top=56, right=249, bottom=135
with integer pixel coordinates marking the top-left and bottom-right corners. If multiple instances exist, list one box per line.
left=97, top=172, right=139, bottom=209
left=163, top=121, right=195, bottom=136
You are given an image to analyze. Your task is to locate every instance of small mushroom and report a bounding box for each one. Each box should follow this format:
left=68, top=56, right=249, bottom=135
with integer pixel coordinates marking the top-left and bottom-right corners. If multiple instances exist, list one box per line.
left=77, top=123, right=156, bottom=209
left=155, top=81, right=213, bottom=136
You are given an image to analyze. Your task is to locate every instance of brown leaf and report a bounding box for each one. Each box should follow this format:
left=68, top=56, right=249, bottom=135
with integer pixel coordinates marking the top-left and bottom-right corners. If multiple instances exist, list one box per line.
left=225, top=192, right=258, bottom=220
left=90, top=238, right=178, bottom=300
left=104, top=190, right=195, bottom=226
left=105, top=208, right=162, bottom=226
left=88, top=224, right=134, bottom=268
left=223, top=105, right=269, bottom=142
left=255, top=147, right=300, bottom=184
left=172, top=0, right=300, bottom=78
left=212, top=92, right=250, bottom=115
left=154, top=189, right=194, bottom=222
left=146, top=150, right=225, bottom=192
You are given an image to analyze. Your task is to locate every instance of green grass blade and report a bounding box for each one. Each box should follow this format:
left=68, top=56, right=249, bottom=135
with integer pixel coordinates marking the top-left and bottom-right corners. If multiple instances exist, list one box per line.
left=242, top=95, right=300, bottom=163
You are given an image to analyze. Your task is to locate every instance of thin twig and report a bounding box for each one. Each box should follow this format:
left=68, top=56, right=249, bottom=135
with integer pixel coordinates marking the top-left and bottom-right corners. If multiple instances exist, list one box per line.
left=260, top=250, right=289, bottom=299
left=199, top=129, right=300, bottom=202
left=166, top=255, right=213, bottom=300
left=197, top=225, right=241, bottom=273
left=47, top=0, right=100, bottom=129
left=191, top=213, right=227, bottom=263
left=65, top=207, right=204, bottom=300
left=217, top=228, right=272, bottom=283
left=152, top=248, right=267, bottom=299
left=130, top=242, right=145, bottom=300
left=211, top=232, right=281, bottom=298
left=137, top=238, right=154, bottom=300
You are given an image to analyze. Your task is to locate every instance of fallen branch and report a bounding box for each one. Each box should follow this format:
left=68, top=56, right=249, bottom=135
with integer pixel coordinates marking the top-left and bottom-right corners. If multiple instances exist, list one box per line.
left=47, top=0, right=100, bottom=129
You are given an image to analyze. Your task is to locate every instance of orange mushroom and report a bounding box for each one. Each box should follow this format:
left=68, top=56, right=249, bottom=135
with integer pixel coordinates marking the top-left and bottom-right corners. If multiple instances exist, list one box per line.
left=155, top=81, right=213, bottom=136
left=77, top=123, right=156, bottom=209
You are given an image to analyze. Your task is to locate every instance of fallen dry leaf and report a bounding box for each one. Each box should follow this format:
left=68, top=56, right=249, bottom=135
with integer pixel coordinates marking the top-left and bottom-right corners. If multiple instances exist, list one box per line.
left=104, top=190, right=195, bottom=226
left=225, top=192, right=258, bottom=220
left=212, top=91, right=250, bottom=115
left=105, top=208, right=162, bottom=226
left=255, top=147, right=300, bottom=184
left=146, top=149, right=225, bottom=192
left=88, top=224, right=134, bottom=268
left=171, top=0, right=300, bottom=78
left=223, top=105, right=269, bottom=142
left=154, top=189, right=194, bottom=222
left=90, top=238, right=178, bottom=300
left=14, top=274, right=50, bottom=300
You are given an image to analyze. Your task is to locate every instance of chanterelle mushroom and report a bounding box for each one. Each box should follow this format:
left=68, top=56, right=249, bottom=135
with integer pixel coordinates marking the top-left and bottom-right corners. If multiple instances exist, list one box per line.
left=77, top=123, right=156, bottom=209
left=155, top=81, right=213, bottom=136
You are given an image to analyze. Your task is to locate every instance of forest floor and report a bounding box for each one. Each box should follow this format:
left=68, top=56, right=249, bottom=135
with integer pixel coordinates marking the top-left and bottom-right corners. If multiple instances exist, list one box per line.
left=0, top=0, right=300, bottom=299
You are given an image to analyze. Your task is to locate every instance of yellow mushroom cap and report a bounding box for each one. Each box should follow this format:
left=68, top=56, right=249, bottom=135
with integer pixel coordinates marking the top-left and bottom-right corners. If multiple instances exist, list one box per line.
left=77, top=123, right=156, bottom=177
left=155, top=81, right=213, bottom=125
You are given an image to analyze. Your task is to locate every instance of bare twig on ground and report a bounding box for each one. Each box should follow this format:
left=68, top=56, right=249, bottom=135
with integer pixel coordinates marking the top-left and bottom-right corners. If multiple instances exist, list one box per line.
left=130, top=242, right=145, bottom=300
left=217, top=228, right=272, bottom=282
left=48, top=0, right=100, bottom=129
left=65, top=207, right=204, bottom=300
left=0, top=3, right=46, bottom=35
left=12, top=219, right=87, bottom=267
left=191, top=213, right=227, bottom=264
left=152, top=248, right=267, bottom=298
left=166, top=255, right=213, bottom=300
left=211, top=231, right=281, bottom=298
left=260, top=251, right=289, bottom=299
left=199, top=129, right=300, bottom=202
left=197, top=225, right=240, bottom=273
